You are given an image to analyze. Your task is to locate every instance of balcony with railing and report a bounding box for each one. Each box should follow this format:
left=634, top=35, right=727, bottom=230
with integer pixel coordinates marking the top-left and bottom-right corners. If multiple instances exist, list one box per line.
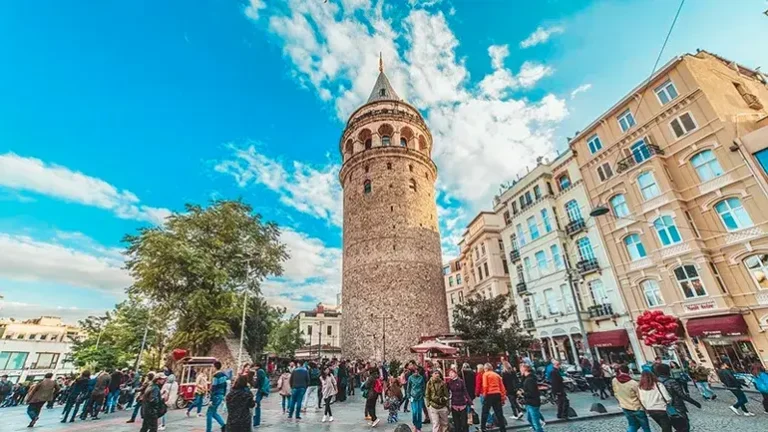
left=588, top=303, right=614, bottom=318
left=516, top=281, right=528, bottom=296
left=743, top=93, right=763, bottom=110
left=523, top=318, right=535, bottom=330
left=565, top=218, right=586, bottom=236
left=616, top=144, right=664, bottom=174
left=509, top=249, right=521, bottom=262
left=577, top=258, right=600, bottom=275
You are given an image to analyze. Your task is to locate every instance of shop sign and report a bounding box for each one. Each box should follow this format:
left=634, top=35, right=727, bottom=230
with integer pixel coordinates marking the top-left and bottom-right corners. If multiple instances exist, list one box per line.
left=683, top=300, right=717, bottom=313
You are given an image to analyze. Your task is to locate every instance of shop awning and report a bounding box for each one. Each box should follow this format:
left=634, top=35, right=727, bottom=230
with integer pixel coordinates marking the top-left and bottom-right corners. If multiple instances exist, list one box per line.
left=410, top=341, right=459, bottom=355
left=686, top=314, right=748, bottom=337
left=588, top=329, right=629, bottom=348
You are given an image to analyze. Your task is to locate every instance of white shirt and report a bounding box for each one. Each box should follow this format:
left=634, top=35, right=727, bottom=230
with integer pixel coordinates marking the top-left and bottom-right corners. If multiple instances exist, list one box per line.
left=638, top=384, right=671, bottom=411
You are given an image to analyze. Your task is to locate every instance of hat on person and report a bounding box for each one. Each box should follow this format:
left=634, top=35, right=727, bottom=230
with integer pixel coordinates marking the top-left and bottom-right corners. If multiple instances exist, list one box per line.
left=154, top=373, right=168, bottom=381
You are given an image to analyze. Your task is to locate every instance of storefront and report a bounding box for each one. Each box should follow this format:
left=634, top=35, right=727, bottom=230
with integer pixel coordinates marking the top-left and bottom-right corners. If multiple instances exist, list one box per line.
left=588, top=329, right=636, bottom=365
left=686, top=314, right=760, bottom=372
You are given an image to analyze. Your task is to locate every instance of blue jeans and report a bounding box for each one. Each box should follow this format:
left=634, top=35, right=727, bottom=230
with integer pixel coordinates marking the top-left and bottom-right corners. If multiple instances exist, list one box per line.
left=479, top=395, right=494, bottom=426
left=622, top=408, right=651, bottom=432
left=732, top=389, right=749, bottom=411
left=281, top=395, right=291, bottom=412
left=206, top=394, right=225, bottom=432
left=187, top=394, right=203, bottom=414
left=27, top=402, right=44, bottom=421
left=695, top=381, right=714, bottom=399
left=288, top=387, right=306, bottom=419
left=526, top=405, right=544, bottom=432
left=411, top=397, right=424, bottom=430
left=253, top=392, right=264, bottom=426
left=130, top=400, right=142, bottom=420
left=106, top=389, right=120, bottom=413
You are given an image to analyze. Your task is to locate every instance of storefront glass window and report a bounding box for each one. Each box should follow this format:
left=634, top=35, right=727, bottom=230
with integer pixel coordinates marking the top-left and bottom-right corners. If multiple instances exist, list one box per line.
left=744, top=254, right=768, bottom=290
left=674, top=265, right=707, bottom=298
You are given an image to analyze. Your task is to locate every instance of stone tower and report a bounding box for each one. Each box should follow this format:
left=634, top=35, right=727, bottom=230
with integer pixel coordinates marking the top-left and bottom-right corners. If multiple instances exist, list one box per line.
left=339, top=59, right=449, bottom=361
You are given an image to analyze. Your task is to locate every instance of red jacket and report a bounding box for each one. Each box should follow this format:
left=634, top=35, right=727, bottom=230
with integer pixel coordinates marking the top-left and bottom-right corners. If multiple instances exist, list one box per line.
left=475, top=371, right=484, bottom=398
left=481, top=371, right=506, bottom=397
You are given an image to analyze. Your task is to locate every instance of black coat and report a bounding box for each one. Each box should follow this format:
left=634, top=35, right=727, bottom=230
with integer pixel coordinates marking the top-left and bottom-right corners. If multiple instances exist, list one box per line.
left=501, top=371, right=520, bottom=396
left=659, top=376, right=700, bottom=414
left=550, top=369, right=565, bottom=395
left=141, top=384, right=163, bottom=419
left=522, top=374, right=540, bottom=407
left=226, top=388, right=255, bottom=432
left=461, top=369, right=476, bottom=399
left=717, top=369, right=741, bottom=389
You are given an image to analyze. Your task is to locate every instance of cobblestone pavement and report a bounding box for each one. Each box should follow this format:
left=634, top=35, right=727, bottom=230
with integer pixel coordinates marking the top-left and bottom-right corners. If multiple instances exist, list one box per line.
left=2, top=387, right=767, bottom=431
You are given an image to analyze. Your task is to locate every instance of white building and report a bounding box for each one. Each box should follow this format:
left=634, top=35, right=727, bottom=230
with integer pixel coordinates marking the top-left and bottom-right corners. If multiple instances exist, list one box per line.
left=495, top=151, right=644, bottom=365
left=443, top=259, right=466, bottom=331
left=296, top=304, right=342, bottom=349
left=0, top=316, right=82, bottom=383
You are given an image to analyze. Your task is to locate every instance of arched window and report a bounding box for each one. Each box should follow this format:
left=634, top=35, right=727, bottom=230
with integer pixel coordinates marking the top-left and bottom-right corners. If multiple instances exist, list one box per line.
left=408, top=164, right=413, bottom=172
left=744, top=254, right=768, bottom=290
left=400, top=137, right=407, bottom=147
left=408, top=179, right=417, bottom=191
left=641, top=280, right=664, bottom=307
left=381, top=136, right=391, bottom=146
left=673, top=265, right=706, bottom=298
left=400, top=126, right=414, bottom=148
left=557, top=175, right=571, bottom=191
left=565, top=200, right=581, bottom=222
left=610, top=194, right=630, bottom=218
left=714, top=197, right=753, bottom=231
left=345, top=139, right=353, bottom=154
left=365, top=139, right=372, bottom=150
left=652, top=215, right=682, bottom=246
left=363, top=180, right=372, bottom=194
left=576, top=237, right=595, bottom=260
left=358, top=129, right=372, bottom=151
left=387, top=162, right=392, bottom=170
left=588, top=279, right=609, bottom=305
left=418, top=136, right=428, bottom=152
left=637, top=171, right=660, bottom=200
left=691, top=150, right=723, bottom=181
left=624, top=234, right=647, bottom=261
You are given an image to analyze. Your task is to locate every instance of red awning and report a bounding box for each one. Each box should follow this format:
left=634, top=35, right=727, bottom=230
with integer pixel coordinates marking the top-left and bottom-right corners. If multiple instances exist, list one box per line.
left=686, top=314, right=748, bottom=337
left=588, top=329, right=629, bottom=348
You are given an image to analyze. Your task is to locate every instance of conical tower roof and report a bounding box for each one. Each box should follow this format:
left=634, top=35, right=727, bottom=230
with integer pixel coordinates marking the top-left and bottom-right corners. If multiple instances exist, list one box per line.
left=366, top=54, right=401, bottom=103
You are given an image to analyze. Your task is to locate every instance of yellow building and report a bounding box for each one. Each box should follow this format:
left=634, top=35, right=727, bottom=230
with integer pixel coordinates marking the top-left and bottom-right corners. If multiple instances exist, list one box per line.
left=569, top=50, right=768, bottom=370
left=455, top=212, right=512, bottom=304
left=0, top=316, right=82, bottom=382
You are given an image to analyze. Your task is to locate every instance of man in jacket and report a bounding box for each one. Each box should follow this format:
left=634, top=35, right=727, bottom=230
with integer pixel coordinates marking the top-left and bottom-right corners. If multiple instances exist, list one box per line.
left=425, top=370, right=449, bottom=431
left=688, top=361, right=716, bottom=400
left=612, top=365, right=650, bottom=432
left=207, top=361, right=228, bottom=432
left=480, top=363, right=506, bottom=432
left=87, top=370, right=110, bottom=420
left=252, top=362, right=270, bottom=427
left=26, top=372, right=57, bottom=427
left=140, top=373, right=167, bottom=432
left=656, top=363, right=702, bottom=431
left=520, top=364, right=543, bottom=432
left=718, top=362, right=753, bottom=416
left=407, top=366, right=426, bottom=432
left=550, top=360, right=570, bottom=420
left=107, top=369, right=123, bottom=413
left=288, top=361, right=309, bottom=420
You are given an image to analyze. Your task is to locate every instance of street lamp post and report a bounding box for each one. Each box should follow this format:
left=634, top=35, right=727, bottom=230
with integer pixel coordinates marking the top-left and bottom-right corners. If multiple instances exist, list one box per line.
left=135, top=312, right=151, bottom=370
left=562, top=240, right=593, bottom=361
left=318, top=320, right=324, bottom=360
left=237, top=290, right=248, bottom=371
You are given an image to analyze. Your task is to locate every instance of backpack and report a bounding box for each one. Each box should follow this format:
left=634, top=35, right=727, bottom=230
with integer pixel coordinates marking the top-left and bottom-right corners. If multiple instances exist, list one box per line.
left=373, top=378, right=383, bottom=394
left=310, top=368, right=321, bottom=386
left=755, top=372, right=768, bottom=394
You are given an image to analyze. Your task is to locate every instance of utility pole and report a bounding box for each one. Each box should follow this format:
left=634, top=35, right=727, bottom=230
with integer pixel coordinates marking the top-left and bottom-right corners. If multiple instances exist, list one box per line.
left=237, top=290, right=248, bottom=370
left=318, top=320, right=324, bottom=360
left=135, top=315, right=150, bottom=370
left=562, top=240, right=592, bottom=361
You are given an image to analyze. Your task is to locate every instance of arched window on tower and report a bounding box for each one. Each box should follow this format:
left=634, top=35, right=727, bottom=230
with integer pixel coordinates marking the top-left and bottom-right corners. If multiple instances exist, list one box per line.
left=378, top=124, right=394, bottom=147
left=409, top=179, right=417, bottom=192
left=382, top=136, right=391, bottom=146
left=400, top=137, right=407, bottom=147
left=400, top=126, right=414, bottom=148
left=363, top=180, right=372, bottom=194
left=365, top=139, right=372, bottom=150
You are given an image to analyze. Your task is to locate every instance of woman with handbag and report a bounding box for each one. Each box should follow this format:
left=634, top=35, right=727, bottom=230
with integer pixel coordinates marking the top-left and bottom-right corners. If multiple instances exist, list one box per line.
left=655, top=364, right=701, bottom=432
left=638, top=371, right=673, bottom=432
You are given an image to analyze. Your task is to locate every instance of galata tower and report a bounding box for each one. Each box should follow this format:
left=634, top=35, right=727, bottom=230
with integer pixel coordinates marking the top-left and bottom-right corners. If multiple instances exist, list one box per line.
left=339, top=58, right=449, bottom=361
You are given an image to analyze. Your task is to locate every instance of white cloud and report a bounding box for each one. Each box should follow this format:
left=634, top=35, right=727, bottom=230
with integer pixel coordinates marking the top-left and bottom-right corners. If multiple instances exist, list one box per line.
left=0, top=153, right=171, bottom=225
left=215, top=143, right=343, bottom=226
left=488, top=44, right=510, bottom=69
left=0, top=301, right=104, bottom=326
left=519, top=25, right=565, bottom=49
left=244, top=0, right=266, bottom=20
left=570, top=83, right=593, bottom=99
left=0, top=232, right=131, bottom=294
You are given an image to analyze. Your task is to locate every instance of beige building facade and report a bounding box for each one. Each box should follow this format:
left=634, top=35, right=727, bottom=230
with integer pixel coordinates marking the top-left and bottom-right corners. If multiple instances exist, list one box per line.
left=443, top=259, right=466, bottom=331
left=0, top=316, right=82, bottom=382
left=570, top=50, right=768, bottom=371
left=455, top=212, right=511, bottom=303
left=339, top=64, right=449, bottom=361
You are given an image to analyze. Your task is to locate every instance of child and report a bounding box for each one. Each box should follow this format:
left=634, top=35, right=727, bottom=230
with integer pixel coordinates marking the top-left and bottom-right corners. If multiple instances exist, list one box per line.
left=385, top=376, right=402, bottom=423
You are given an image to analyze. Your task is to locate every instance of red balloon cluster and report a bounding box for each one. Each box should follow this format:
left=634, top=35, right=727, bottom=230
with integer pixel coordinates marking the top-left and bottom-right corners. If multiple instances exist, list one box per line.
left=172, top=348, right=188, bottom=361
left=636, top=310, right=679, bottom=347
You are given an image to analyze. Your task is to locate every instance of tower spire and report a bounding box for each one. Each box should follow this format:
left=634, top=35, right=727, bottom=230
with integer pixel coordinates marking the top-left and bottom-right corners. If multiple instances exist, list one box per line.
left=367, top=52, right=401, bottom=103
left=379, top=52, right=383, bottom=73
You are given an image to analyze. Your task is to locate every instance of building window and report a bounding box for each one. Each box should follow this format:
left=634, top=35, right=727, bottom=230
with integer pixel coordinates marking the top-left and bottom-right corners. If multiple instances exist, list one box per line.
left=408, top=179, right=417, bottom=191
left=744, top=254, right=768, bottom=290
left=443, top=266, right=451, bottom=275
left=408, top=164, right=413, bottom=172
left=450, top=293, right=455, bottom=305
left=516, top=264, right=525, bottom=283
left=481, top=243, right=486, bottom=256
left=503, top=210, right=511, bottom=225
left=28, top=334, right=37, bottom=340
left=550, top=245, right=563, bottom=269
left=477, top=266, right=483, bottom=281
left=637, top=172, right=661, bottom=200
left=34, top=353, right=59, bottom=369
left=524, top=191, right=533, bottom=206
left=400, top=137, right=407, bottom=147
left=363, top=180, right=372, bottom=194
left=527, top=216, right=540, bottom=240
left=576, top=237, right=595, bottom=260
left=541, top=209, right=552, bottom=233
left=475, top=248, right=480, bottom=260
left=365, top=139, right=372, bottom=149
left=560, top=284, right=574, bottom=312
left=0, top=352, right=28, bottom=370
left=617, top=108, right=636, bottom=132
left=588, top=134, right=603, bottom=154
left=557, top=174, right=571, bottom=191
left=714, top=197, right=753, bottom=232
left=544, top=288, right=559, bottom=315
left=458, top=291, right=464, bottom=302
left=589, top=279, right=609, bottom=305
left=502, top=259, right=509, bottom=274
left=669, top=112, right=697, bottom=138
left=654, top=80, right=679, bottom=105
left=755, top=149, right=768, bottom=175
left=511, top=201, right=518, bottom=215
left=610, top=194, right=630, bottom=218
left=381, top=135, right=391, bottom=146
left=456, top=274, right=462, bottom=285
left=624, top=234, right=647, bottom=261
left=684, top=211, right=701, bottom=238
left=674, top=265, right=707, bottom=299
left=510, top=233, right=519, bottom=250
left=690, top=149, right=723, bottom=181
left=709, top=262, right=728, bottom=294
left=535, top=250, right=547, bottom=274
left=387, top=162, right=392, bottom=170
left=448, top=276, right=454, bottom=287
left=523, top=297, right=533, bottom=320
left=653, top=215, right=682, bottom=246
left=631, top=139, right=652, bottom=164
left=523, top=257, right=533, bottom=280
left=565, top=199, right=582, bottom=222
left=642, top=280, right=664, bottom=307
left=483, top=262, right=489, bottom=277
left=597, top=163, right=613, bottom=182
left=516, top=224, right=526, bottom=246
left=533, top=185, right=542, bottom=199
left=307, top=325, right=313, bottom=336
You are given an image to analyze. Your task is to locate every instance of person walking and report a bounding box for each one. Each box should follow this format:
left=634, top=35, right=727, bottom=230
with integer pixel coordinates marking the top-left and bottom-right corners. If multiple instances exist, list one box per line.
left=752, top=364, right=768, bottom=413
left=425, top=370, right=450, bottom=432
left=128, top=373, right=154, bottom=423
left=364, top=370, right=383, bottom=427
left=717, top=362, right=753, bottom=416
left=638, top=371, right=672, bottom=432
left=385, top=376, right=403, bottom=423
left=320, top=366, right=338, bottom=423
left=287, top=361, right=309, bottom=420
left=226, top=375, right=255, bottom=432
left=25, top=372, right=57, bottom=427
left=0, top=374, right=12, bottom=406
left=303, top=362, right=321, bottom=412
left=669, top=362, right=689, bottom=397
left=408, top=365, right=426, bottom=432
left=276, top=369, right=292, bottom=414
left=480, top=363, right=507, bottom=432
left=126, top=370, right=141, bottom=409
left=655, top=363, right=701, bottom=432
left=186, top=369, right=208, bottom=417
left=61, top=370, right=90, bottom=423
left=601, top=360, right=616, bottom=396
left=550, top=360, right=570, bottom=421
left=613, top=365, right=651, bottom=432
left=159, top=373, right=178, bottom=431
left=106, top=369, right=123, bottom=413
left=688, top=361, right=716, bottom=400
left=501, top=362, right=523, bottom=420
left=140, top=374, right=167, bottom=432
left=336, top=360, right=349, bottom=403
left=252, top=362, right=270, bottom=427
left=591, top=361, right=609, bottom=400
left=519, top=364, right=543, bottom=432
left=206, top=361, right=228, bottom=432
left=446, top=368, right=471, bottom=432
left=85, top=370, right=110, bottom=420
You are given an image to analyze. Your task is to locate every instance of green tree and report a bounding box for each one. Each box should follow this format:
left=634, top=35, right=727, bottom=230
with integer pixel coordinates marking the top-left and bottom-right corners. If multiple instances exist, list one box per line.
left=267, top=318, right=304, bottom=357
left=452, top=295, right=532, bottom=356
left=229, top=296, right=285, bottom=358
left=124, top=200, right=288, bottom=354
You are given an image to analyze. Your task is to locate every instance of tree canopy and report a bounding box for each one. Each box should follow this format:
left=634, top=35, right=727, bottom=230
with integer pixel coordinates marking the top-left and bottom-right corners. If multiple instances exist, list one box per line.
left=267, top=318, right=304, bottom=358
left=452, top=295, right=532, bottom=357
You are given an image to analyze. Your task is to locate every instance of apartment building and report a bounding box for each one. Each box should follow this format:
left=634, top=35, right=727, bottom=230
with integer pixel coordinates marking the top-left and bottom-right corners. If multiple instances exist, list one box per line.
left=0, top=316, right=81, bottom=383
left=455, top=212, right=511, bottom=302
left=494, top=151, right=640, bottom=364
left=443, top=259, right=466, bottom=331
left=297, top=303, right=342, bottom=349
left=569, top=50, right=768, bottom=371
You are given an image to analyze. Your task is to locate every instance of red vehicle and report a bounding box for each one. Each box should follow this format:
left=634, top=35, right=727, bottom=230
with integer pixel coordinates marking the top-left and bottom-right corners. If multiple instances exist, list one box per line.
left=174, top=356, right=218, bottom=409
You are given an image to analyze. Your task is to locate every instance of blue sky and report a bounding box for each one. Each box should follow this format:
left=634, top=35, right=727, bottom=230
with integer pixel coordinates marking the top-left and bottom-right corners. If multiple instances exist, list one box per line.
left=1, top=0, right=766, bottom=323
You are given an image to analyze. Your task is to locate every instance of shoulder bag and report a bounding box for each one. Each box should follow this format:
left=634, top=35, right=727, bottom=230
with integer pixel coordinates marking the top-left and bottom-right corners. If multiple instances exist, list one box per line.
left=656, top=382, right=683, bottom=420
